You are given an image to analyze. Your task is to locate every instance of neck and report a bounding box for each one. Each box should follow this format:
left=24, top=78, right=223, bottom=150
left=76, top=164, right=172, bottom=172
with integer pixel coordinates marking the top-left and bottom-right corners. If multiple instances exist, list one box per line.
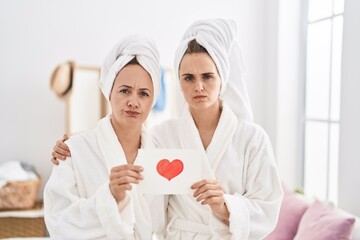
left=110, top=118, right=142, bottom=164
left=190, top=101, right=222, bottom=150
left=190, top=101, right=222, bottom=129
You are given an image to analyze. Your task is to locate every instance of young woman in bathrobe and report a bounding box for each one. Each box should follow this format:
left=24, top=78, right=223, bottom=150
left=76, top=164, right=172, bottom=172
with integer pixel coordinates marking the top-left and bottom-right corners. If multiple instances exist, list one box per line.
left=151, top=19, right=283, bottom=239
left=44, top=35, right=165, bottom=239
left=52, top=19, right=283, bottom=239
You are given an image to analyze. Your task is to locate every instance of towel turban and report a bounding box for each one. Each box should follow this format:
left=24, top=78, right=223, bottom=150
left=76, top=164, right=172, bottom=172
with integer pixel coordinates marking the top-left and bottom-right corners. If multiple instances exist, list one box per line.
left=99, top=34, right=161, bottom=107
left=174, top=19, right=253, bottom=121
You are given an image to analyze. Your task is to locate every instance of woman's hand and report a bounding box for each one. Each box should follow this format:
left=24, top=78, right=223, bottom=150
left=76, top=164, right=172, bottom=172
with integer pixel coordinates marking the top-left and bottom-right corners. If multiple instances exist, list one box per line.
left=51, top=134, right=70, bottom=165
left=192, top=179, right=230, bottom=224
left=110, top=164, right=143, bottom=203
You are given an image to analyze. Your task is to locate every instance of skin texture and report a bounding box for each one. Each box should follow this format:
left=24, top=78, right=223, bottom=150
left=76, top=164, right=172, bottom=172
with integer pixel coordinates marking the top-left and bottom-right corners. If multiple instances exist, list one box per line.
left=109, top=64, right=153, bottom=133
left=179, top=53, right=221, bottom=113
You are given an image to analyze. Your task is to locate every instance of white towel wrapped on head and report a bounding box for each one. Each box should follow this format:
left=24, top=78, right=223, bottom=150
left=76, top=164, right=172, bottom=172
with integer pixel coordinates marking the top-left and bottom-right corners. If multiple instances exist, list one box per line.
left=174, top=18, right=253, bottom=121
left=99, top=34, right=161, bottom=107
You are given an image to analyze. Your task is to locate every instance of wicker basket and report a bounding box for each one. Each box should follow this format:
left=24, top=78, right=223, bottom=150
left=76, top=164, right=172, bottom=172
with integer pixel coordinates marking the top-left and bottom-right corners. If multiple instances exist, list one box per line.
left=0, top=201, right=46, bottom=238
left=0, top=177, right=41, bottom=210
left=0, top=216, right=46, bottom=238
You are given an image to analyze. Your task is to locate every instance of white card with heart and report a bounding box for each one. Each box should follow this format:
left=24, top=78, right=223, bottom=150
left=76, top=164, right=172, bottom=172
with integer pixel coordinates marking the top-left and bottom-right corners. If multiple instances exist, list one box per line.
left=135, top=149, right=203, bottom=194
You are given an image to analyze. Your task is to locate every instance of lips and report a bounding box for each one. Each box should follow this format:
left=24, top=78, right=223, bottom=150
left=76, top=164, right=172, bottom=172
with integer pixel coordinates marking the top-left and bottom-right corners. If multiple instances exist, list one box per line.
left=193, top=95, right=207, bottom=100
left=125, top=110, right=140, bottom=117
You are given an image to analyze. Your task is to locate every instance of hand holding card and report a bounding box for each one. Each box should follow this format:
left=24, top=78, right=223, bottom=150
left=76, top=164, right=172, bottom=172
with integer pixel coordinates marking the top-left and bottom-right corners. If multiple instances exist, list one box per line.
left=135, top=149, right=203, bottom=194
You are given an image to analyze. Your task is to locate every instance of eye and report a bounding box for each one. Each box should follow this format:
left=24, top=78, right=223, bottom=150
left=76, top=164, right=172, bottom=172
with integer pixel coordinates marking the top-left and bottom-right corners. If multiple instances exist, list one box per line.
left=203, top=74, right=213, bottom=80
left=183, top=75, right=194, bottom=81
left=139, top=91, right=149, bottom=97
left=119, top=88, right=129, bottom=94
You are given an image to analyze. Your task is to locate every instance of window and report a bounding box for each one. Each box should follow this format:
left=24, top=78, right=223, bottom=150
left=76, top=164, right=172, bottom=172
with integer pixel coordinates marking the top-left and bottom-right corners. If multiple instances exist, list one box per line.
left=303, top=0, right=344, bottom=204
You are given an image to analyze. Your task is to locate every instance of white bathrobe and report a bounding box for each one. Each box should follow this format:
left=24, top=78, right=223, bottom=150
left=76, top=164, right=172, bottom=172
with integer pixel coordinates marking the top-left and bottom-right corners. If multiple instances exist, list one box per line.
left=44, top=115, right=165, bottom=240
left=151, top=103, right=283, bottom=240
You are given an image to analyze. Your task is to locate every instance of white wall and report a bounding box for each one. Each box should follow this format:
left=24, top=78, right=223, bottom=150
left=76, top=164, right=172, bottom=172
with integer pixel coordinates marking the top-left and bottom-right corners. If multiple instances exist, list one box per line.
left=338, top=0, right=360, bottom=217
left=0, top=0, right=270, bottom=199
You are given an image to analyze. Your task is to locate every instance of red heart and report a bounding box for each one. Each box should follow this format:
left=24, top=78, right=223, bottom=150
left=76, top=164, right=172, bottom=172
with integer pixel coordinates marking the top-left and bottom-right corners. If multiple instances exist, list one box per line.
left=156, top=159, right=184, bottom=181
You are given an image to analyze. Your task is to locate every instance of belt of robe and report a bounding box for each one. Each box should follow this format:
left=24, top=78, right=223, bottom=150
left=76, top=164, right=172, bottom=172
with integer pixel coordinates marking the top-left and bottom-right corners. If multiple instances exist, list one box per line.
left=167, top=217, right=211, bottom=234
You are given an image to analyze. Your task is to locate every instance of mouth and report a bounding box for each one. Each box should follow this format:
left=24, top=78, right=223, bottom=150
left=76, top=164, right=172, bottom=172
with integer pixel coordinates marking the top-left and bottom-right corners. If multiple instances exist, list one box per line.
left=193, top=95, right=207, bottom=100
left=124, top=111, right=140, bottom=117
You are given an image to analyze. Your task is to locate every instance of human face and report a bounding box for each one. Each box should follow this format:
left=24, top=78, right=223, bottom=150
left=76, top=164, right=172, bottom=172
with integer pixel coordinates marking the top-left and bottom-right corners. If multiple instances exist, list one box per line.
left=179, top=53, right=221, bottom=112
left=109, top=64, right=154, bottom=128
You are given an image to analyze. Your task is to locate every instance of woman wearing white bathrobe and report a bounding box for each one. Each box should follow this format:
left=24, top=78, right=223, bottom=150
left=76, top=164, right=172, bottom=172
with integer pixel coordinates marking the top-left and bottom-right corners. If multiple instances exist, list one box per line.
left=44, top=35, right=165, bottom=239
left=51, top=19, right=283, bottom=239
left=149, top=19, right=283, bottom=239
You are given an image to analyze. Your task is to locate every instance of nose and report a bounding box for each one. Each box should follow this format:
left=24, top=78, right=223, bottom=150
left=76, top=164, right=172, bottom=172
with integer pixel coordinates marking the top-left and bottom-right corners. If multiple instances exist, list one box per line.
left=194, top=80, right=204, bottom=92
left=127, top=93, right=139, bottom=108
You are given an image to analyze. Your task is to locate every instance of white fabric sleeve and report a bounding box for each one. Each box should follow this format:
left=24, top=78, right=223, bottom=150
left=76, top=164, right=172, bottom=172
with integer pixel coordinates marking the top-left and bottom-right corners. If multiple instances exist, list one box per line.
left=210, top=130, right=283, bottom=240
left=149, top=194, right=168, bottom=240
left=209, top=194, right=250, bottom=240
left=117, top=193, right=135, bottom=223
left=44, top=158, right=135, bottom=240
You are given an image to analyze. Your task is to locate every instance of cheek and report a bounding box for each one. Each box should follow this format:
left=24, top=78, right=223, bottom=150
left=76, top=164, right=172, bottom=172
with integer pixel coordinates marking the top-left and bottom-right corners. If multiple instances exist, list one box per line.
left=214, top=81, right=221, bottom=94
left=181, top=86, right=192, bottom=98
left=142, top=98, right=153, bottom=113
left=217, top=85, right=222, bottom=94
left=110, top=96, right=125, bottom=110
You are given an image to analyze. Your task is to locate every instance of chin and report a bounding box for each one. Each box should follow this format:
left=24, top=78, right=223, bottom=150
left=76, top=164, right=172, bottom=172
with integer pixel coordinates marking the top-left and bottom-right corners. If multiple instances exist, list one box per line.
left=190, top=104, right=209, bottom=111
left=122, top=116, right=142, bottom=124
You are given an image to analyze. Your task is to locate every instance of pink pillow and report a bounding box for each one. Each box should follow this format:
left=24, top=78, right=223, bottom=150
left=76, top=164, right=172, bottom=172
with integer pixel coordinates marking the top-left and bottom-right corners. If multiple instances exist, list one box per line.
left=294, top=200, right=355, bottom=240
left=265, top=184, right=310, bottom=240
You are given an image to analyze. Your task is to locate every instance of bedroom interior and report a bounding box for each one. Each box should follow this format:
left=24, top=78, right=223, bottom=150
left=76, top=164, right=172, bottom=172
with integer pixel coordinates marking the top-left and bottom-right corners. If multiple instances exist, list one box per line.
left=0, top=0, right=359, bottom=238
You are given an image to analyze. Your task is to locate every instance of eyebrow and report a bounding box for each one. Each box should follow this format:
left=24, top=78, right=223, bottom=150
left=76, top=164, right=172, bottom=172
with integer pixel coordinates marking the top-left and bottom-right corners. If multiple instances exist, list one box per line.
left=181, top=73, right=193, bottom=77
left=119, top=85, right=152, bottom=92
left=139, top=88, right=151, bottom=92
left=181, top=72, right=215, bottom=76
left=119, top=85, right=132, bottom=88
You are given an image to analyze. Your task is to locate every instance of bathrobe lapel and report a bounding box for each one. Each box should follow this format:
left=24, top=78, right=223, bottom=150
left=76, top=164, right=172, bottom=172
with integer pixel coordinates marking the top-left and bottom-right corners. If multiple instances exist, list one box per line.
left=179, top=103, right=237, bottom=174
left=95, top=115, right=153, bottom=238
left=96, top=115, right=127, bottom=173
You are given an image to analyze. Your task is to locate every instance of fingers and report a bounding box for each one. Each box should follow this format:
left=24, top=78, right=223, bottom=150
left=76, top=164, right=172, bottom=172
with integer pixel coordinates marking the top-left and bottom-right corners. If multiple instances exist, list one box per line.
left=110, top=176, right=141, bottom=187
left=201, top=196, right=225, bottom=206
left=109, top=164, right=144, bottom=203
left=56, top=140, right=70, bottom=152
left=52, top=138, right=71, bottom=160
left=110, top=164, right=144, bottom=185
left=111, top=183, right=133, bottom=192
left=50, top=134, right=71, bottom=164
left=52, top=148, right=68, bottom=160
left=111, top=164, right=143, bottom=173
left=110, top=165, right=143, bottom=185
left=195, top=189, right=223, bottom=202
left=110, top=183, right=132, bottom=203
left=110, top=169, right=143, bottom=182
left=55, top=140, right=70, bottom=154
left=63, top=134, right=69, bottom=141
left=191, top=179, right=229, bottom=223
left=51, top=157, right=60, bottom=165
left=191, top=179, right=225, bottom=206
left=191, top=179, right=219, bottom=189
left=192, top=179, right=222, bottom=197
